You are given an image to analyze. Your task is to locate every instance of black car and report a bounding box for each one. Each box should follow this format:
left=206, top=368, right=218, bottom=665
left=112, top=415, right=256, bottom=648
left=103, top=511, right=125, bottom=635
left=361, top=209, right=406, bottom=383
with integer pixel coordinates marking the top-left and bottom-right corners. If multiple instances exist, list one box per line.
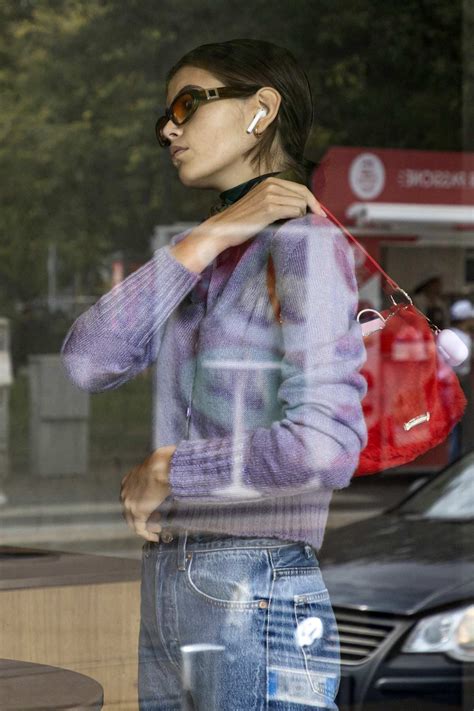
left=320, top=451, right=474, bottom=711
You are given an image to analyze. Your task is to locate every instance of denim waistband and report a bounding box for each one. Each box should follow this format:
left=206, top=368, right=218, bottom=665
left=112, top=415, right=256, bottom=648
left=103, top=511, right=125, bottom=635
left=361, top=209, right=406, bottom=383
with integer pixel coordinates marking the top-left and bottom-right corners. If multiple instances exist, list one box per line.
left=144, top=528, right=316, bottom=567
left=143, top=530, right=319, bottom=573
left=158, top=528, right=302, bottom=548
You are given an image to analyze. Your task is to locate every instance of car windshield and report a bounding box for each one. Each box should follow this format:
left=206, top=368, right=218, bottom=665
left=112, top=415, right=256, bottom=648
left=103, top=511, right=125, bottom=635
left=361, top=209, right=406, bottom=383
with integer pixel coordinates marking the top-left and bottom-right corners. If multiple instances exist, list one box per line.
left=397, top=452, right=474, bottom=521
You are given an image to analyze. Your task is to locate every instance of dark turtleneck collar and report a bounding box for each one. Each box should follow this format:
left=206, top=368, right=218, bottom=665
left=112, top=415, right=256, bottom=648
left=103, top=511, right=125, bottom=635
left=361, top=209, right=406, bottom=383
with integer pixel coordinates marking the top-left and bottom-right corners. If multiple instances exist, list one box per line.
left=219, top=171, right=280, bottom=205
left=206, top=166, right=310, bottom=219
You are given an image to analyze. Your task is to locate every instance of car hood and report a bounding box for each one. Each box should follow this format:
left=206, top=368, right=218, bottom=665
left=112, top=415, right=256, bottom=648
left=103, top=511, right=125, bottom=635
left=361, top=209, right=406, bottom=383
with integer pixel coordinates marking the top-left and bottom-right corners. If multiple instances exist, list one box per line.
left=319, top=514, right=474, bottom=616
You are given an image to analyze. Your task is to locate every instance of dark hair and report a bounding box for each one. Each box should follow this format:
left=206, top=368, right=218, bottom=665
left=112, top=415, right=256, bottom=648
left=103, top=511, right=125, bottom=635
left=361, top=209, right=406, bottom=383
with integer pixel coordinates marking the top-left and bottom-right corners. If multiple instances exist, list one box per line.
left=413, top=275, right=442, bottom=294
left=165, top=38, right=315, bottom=182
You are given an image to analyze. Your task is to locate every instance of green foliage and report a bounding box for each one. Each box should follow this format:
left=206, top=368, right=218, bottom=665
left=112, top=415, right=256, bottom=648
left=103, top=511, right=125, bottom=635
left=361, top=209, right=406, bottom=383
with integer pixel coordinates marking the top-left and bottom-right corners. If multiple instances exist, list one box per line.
left=0, top=0, right=466, bottom=314
left=1, top=0, right=168, bottom=306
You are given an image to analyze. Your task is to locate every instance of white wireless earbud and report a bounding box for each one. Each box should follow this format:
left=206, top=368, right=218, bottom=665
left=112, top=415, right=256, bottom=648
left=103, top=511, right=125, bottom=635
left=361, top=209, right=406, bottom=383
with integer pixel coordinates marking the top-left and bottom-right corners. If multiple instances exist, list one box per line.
left=246, top=108, right=268, bottom=134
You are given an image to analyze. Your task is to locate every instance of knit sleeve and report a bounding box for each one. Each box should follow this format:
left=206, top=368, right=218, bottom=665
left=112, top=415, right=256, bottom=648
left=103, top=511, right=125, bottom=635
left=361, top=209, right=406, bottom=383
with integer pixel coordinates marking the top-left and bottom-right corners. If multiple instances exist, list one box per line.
left=60, top=233, right=202, bottom=392
left=168, top=215, right=368, bottom=502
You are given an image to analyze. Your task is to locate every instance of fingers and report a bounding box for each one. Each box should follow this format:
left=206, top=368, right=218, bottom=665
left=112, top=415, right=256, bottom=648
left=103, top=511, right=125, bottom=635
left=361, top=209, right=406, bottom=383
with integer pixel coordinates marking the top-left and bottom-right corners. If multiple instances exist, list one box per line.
left=266, top=195, right=313, bottom=219
left=120, top=500, right=134, bottom=529
left=268, top=195, right=307, bottom=215
left=261, top=179, right=326, bottom=218
left=122, top=506, right=161, bottom=542
left=309, top=193, right=326, bottom=217
left=119, top=452, right=172, bottom=542
left=209, top=176, right=327, bottom=249
left=135, top=520, right=160, bottom=543
left=145, top=522, right=162, bottom=534
left=146, top=510, right=162, bottom=534
left=121, top=495, right=162, bottom=542
left=264, top=177, right=304, bottom=195
left=134, top=508, right=161, bottom=541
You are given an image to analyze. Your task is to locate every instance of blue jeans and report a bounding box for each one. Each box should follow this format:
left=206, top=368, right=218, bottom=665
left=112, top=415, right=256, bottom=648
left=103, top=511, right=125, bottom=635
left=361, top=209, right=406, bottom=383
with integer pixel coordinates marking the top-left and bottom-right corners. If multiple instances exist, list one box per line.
left=138, top=531, right=340, bottom=710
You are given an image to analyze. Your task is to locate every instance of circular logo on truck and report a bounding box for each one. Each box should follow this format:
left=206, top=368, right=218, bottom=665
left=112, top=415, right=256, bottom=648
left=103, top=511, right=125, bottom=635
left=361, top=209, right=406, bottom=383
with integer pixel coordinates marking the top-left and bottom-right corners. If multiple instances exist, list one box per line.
left=349, top=153, right=386, bottom=199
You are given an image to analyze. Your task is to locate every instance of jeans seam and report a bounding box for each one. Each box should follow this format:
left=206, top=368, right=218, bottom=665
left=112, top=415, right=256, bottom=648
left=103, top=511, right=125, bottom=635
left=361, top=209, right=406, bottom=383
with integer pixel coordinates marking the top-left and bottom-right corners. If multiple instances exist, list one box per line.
left=274, top=568, right=321, bottom=577
left=265, top=562, right=276, bottom=710
left=184, top=542, right=297, bottom=553
left=154, top=557, right=181, bottom=672
left=294, top=589, right=330, bottom=604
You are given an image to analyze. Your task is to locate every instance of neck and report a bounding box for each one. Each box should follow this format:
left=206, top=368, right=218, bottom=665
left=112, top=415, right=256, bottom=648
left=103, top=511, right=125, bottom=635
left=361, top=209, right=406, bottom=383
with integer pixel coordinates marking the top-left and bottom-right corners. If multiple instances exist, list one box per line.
left=209, top=156, right=291, bottom=193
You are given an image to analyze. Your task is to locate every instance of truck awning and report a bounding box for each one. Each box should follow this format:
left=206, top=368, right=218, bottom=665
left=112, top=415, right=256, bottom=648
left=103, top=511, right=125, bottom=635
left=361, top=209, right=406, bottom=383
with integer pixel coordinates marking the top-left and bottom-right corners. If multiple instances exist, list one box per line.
left=347, top=202, right=474, bottom=226
left=345, top=202, right=474, bottom=246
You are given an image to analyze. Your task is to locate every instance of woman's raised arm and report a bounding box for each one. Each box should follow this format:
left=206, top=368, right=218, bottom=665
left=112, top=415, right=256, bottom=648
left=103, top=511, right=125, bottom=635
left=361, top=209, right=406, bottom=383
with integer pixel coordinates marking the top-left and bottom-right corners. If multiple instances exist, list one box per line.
left=60, top=230, right=207, bottom=392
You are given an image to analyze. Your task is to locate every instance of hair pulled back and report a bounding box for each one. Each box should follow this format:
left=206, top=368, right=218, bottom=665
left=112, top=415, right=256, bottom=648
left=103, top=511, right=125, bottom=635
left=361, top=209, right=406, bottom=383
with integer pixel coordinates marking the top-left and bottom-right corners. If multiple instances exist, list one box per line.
left=166, top=38, right=315, bottom=181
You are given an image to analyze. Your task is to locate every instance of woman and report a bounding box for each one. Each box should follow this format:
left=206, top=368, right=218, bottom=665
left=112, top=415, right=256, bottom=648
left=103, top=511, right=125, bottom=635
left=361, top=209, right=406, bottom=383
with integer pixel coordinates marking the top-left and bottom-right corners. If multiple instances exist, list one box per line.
left=61, top=39, right=367, bottom=711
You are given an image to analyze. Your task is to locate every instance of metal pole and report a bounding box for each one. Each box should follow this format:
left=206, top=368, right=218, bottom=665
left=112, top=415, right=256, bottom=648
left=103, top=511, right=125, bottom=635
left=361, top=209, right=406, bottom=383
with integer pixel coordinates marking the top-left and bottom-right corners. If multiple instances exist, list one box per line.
left=180, top=643, right=225, bottom=711
left=47, top=243, right=57, bottom=313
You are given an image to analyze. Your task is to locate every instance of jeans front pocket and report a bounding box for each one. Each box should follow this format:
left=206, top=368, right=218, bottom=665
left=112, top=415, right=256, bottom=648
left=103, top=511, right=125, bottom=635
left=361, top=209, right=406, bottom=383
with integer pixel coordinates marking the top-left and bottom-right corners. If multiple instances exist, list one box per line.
left=294, top=588, right=341, bottom=702
left=185, top=547, right=271, bottom=610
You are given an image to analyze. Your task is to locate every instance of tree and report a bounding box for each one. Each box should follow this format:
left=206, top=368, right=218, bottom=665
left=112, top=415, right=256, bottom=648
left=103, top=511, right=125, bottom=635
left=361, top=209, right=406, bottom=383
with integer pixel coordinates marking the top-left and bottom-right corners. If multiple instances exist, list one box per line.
left=0, top=0, right=465, bottom=313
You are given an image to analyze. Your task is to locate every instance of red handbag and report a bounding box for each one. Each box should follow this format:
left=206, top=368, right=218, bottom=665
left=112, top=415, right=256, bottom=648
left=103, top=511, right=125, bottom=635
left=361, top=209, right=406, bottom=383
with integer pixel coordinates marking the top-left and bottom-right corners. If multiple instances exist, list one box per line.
left=266, top=207, right=467, bottom=476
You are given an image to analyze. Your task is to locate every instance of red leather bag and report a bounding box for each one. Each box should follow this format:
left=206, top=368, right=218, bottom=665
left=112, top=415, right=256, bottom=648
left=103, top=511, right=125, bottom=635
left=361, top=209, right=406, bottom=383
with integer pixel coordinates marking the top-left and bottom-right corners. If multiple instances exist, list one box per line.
left=266, top=207, right=467, bottom=476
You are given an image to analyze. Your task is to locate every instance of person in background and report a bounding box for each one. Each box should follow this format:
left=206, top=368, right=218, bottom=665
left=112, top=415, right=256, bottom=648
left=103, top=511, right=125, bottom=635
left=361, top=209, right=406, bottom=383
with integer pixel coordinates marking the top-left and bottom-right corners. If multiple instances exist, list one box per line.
left=448, top=299, right=474, bottom=462
left=413, top=274, right=449, bottom=329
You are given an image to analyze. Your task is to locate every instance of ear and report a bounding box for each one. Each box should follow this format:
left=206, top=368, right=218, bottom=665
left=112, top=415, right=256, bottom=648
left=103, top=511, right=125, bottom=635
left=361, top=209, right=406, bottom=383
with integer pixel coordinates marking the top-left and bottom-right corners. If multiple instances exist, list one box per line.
left=253, top=87, right=282, bottom=128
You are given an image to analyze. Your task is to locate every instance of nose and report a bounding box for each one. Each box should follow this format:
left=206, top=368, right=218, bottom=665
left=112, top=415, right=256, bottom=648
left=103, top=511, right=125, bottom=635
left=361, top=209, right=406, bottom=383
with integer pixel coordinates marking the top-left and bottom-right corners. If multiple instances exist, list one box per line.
left=161, top=117, right=183, bottom=145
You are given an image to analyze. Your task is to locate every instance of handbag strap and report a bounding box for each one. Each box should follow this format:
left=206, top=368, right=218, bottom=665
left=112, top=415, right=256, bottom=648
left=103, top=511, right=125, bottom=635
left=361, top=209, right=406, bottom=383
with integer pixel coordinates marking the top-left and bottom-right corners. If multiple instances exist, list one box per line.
left=266, top=204, right=404, bottom=323
left=319, top=202, right=400, bottom=292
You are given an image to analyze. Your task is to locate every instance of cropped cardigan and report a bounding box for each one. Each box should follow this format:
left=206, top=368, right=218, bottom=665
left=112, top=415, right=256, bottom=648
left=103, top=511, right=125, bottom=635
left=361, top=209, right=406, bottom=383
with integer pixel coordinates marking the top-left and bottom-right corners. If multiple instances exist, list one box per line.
left=61, top=175, right=368, bottom=549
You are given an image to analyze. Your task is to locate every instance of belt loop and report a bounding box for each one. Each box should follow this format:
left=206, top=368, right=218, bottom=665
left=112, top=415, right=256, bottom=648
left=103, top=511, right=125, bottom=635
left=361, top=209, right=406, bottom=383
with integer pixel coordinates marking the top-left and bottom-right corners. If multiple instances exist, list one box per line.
left=177, top=531, right=188, bottom=571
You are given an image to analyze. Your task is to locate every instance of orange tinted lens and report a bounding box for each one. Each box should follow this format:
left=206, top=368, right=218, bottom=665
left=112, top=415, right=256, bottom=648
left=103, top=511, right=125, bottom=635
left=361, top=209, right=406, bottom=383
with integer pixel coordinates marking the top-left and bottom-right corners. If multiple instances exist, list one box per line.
left=172, top=93, right=194, bottom=123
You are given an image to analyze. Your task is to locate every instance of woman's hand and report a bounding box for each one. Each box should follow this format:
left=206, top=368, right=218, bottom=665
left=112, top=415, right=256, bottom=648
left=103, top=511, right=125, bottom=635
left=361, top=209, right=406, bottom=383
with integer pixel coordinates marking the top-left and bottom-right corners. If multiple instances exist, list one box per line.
left=120, top=444, right=177, bottom=542
left=204, top=177, right=326, bottom=249
left=169, top=178, right=327, bottom=274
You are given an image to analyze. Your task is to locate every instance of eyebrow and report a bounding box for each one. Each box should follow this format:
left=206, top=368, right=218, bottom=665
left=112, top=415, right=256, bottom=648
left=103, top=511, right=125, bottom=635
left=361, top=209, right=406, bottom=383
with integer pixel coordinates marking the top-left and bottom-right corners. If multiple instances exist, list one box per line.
left=166, top=84, right=203, bottom=111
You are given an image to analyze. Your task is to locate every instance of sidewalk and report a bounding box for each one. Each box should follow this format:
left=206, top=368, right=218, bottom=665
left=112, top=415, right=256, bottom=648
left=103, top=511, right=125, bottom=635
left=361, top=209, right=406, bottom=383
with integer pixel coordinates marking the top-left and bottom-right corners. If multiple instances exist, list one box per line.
left=0, top=461, right=144, bottom=557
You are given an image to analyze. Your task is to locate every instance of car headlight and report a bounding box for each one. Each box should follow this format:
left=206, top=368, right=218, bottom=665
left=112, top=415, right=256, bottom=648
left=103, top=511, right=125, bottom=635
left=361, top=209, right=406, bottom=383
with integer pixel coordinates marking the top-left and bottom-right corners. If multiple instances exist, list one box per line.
left=402, top=605, right=474, bottom=662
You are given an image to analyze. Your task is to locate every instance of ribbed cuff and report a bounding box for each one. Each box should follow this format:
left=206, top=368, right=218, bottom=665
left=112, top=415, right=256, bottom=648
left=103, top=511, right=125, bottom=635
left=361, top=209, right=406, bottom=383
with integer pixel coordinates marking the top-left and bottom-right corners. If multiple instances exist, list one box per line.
left=169, top=434, right=244, bottom=501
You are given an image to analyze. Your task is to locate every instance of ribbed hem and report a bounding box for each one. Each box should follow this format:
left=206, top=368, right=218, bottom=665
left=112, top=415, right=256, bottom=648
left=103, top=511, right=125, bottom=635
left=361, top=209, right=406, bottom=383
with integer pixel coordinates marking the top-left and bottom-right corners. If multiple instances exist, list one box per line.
left=163, top=489, right=333, bottom=550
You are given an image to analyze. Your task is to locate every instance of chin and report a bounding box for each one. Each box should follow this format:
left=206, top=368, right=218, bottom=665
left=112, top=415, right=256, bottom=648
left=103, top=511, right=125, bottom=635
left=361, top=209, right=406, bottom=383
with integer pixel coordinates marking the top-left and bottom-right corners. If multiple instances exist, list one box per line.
left=178, top=166, right=220, bottom=191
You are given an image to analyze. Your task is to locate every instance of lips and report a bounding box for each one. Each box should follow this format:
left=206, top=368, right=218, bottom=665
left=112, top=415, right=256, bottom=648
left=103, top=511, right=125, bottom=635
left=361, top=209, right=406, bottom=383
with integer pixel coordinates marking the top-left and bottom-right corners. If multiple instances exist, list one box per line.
left=171, top=147, right=188, bottom=158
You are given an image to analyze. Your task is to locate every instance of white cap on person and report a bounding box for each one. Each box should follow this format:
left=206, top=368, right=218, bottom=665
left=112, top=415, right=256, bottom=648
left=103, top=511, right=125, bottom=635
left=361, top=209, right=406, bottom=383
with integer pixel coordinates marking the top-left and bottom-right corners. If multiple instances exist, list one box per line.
left=450, top=299, right=474, bottom=322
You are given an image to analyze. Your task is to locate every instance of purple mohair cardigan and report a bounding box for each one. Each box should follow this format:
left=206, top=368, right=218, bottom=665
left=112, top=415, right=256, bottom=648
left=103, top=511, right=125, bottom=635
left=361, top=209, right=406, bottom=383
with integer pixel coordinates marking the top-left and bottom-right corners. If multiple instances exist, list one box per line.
left=60, top=208, right=368, bottom=550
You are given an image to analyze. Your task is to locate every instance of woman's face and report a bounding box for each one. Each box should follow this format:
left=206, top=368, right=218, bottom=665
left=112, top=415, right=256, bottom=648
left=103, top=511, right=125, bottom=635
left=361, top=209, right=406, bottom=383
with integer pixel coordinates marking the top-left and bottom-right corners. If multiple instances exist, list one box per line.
left=162, top=66, right=275, bottom=192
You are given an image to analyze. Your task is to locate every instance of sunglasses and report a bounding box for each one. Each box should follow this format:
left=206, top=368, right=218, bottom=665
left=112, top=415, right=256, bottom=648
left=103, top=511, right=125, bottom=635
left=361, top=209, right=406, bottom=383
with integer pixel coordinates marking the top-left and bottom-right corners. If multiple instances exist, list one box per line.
left=155, top=85, right=263, bottom=147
